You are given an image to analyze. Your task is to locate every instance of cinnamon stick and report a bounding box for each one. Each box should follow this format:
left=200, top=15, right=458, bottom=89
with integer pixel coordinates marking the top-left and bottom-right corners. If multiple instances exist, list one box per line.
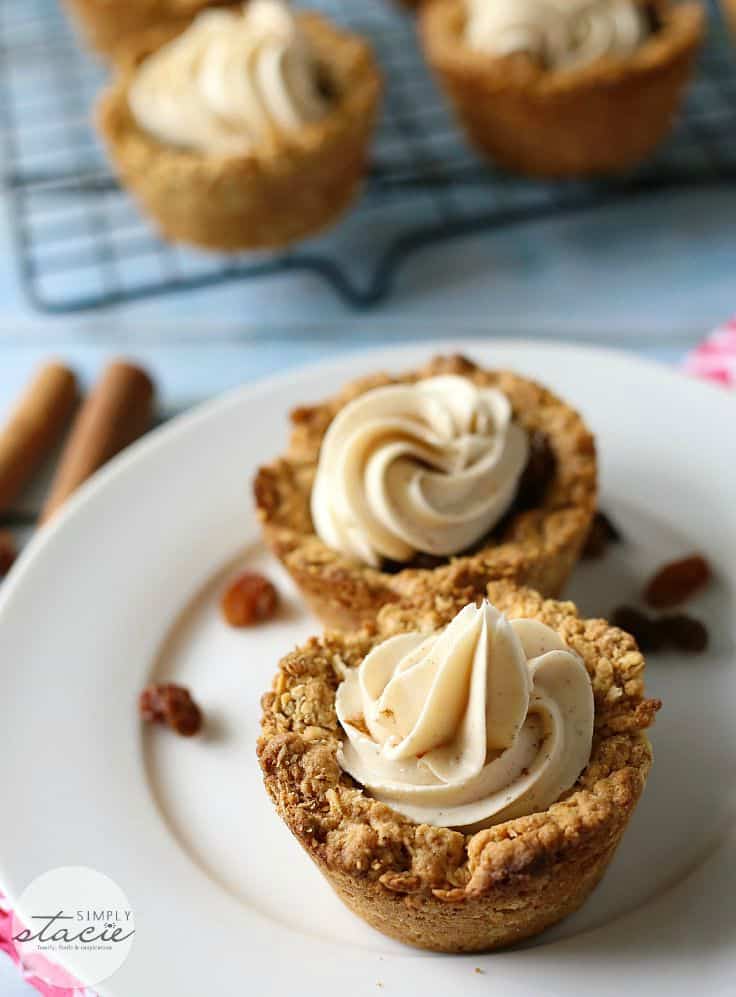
left=0, top=529, right=16, bottom=577
left=40, top=360, right=155, bottom=524
left=0, top=361, right=79, bottom=515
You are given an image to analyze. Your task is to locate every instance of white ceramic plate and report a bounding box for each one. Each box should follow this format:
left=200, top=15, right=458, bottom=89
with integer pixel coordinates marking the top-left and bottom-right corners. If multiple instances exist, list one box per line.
left=0, top=342, right=734, bottom=997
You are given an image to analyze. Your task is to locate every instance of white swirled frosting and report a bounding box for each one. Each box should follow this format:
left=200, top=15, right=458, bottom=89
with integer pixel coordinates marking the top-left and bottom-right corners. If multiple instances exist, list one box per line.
left=336, top=601, right=594, bottom=831
left=129, top=0, right=330, bottom=154
left=466, top=0, right=649, bottom=71
left=311, top=376, right=529, bottom=568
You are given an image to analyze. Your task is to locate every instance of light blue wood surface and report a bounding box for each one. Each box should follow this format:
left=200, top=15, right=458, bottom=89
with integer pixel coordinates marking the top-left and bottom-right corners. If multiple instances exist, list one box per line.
left=0, top=183, right=727, bottom=523
left=0, top=177, right=731, bottom=424
left=1, top=183, right=734, bottom=343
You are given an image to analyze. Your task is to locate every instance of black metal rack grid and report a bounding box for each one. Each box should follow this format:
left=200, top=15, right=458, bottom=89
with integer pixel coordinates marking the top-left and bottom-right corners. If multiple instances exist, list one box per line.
left=0, top=0, right=734, bottom=313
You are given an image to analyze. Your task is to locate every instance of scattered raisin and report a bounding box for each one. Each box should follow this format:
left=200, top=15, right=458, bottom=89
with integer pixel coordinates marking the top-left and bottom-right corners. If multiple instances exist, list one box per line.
left=611, top=606, right=666, bottom=652
left=661, top=614, right=709, bottom=653
left=644, top=554, right=711, bottom=609
left=582, top=511, right=622, bottom=559
left=515, top=431, right=556, bottom=510
left=0, top=530, right=16, bottom=577
left=612, top=606, right=709, bottom=655
left=221, top=571, right=278, bottom=627
left=140, top=683, right=202, bottom=736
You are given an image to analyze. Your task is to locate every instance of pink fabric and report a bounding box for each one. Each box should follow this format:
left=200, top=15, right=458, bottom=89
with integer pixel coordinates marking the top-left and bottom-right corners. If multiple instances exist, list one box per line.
left=683, top=319, right=736, bottom=388
left=0, top=901, right=19, bottom=965
left=0, top=896, right=94, bottom=996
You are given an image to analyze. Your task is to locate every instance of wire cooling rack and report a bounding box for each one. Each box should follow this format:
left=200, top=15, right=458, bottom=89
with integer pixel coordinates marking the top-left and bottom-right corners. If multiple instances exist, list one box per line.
left=0, top=0, right=735, bottom=313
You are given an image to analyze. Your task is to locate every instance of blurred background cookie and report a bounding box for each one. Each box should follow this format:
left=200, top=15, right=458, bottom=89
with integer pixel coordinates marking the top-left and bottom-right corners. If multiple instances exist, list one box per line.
left=419, top=0, right=705, bottom=177
left=96, top=1, right=382, bottom=251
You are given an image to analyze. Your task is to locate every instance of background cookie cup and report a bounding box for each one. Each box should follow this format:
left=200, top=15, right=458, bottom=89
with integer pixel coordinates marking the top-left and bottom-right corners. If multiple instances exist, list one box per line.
left=258, top=581, right=660, bottom=953
left=63, top=0, right=229, bottom=60
left=418, top=0, right=705, bottom=178
left=95, top=13, right=382, bottom=252
left=254, top=354, right=597, bottom=631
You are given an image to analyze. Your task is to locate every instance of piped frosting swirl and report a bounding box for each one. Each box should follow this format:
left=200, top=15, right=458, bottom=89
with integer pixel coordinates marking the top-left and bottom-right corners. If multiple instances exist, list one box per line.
left=311, top=376, right=529, bottom=568
left=336, top=600, right=594, bottom=831
left=129, top=0, right=330, bottom=155
left=466, top=0, right=649, bottom=71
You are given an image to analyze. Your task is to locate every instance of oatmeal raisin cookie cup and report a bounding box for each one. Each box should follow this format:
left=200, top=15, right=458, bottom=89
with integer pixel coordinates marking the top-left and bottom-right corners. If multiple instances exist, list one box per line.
left=96, top=5, right=382, bottom=251
left=63, top=0, right=228, bottom=60
left=254, top=354, right=597, bottom=631
left=419, top=0, right=705, bottom=178
left=258, top=582, right=660, bottom=952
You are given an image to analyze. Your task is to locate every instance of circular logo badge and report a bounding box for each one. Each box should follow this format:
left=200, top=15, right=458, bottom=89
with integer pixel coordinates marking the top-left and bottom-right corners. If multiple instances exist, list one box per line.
left=11, top=866, right=135, bottom=987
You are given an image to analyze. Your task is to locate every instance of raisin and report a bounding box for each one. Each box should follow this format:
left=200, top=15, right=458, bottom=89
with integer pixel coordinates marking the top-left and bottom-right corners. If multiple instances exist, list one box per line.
left=409, top=551, right=447, bottom=570
left=515, top=431, right=556, bottom=510
left=613, top=606, right=709, bottom=655
left=645, top=2, right=662, bottom=33
left=380, top=558, right=405, bottom=576
left=611, top=606, right=666, bottom=653
left=140, top=683, right=202, bottom=736
left=383, top=547, right=459, bottom=573
left=0, top=530, right=16, bottom=578
left=582, top=511, right=622, bottom=559
left=661, top=614, right=709, bottom=653
left=644, top=554, right=711, bottom=609
left=221, top=571, right=279, bottom=627
left=315, top=65, right=337, bottom=102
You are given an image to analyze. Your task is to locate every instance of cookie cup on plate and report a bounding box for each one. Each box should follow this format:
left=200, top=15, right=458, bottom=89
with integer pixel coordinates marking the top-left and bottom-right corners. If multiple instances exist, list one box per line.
left=258, top=581, right=660, bottom=952
left=254, top=354, right=597, bottom=631
left=419, top=0, right=705, bottom=177
left=96, top=13, right=382, bottom=251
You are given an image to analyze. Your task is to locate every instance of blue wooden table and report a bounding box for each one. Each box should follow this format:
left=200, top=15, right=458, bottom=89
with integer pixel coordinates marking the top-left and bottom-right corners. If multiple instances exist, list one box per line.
left=1, top=180, right=734, bottom=413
